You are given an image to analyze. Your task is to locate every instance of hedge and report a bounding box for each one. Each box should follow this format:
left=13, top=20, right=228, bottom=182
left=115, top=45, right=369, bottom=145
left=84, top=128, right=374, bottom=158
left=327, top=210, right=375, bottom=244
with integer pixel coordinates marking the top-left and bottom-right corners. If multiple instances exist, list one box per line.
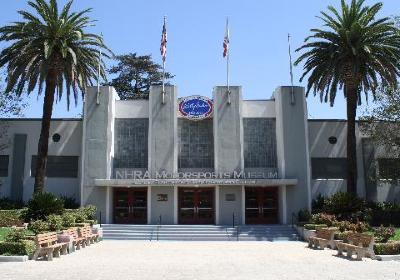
left=374, top=242, right=400, bottom=255
left=304, top=224, right=328, bottom=230
left=0, top=240, right=35, bottom=256
left=0, top=210, right=24, bottom=227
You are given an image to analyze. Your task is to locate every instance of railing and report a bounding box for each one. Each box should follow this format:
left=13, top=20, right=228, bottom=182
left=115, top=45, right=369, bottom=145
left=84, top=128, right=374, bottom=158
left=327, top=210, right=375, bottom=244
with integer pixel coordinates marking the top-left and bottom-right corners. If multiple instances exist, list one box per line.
left=233, top=213, right=239, bottom=241
left=99, top=211, right=102, bottom=228
left=156, top=215, right=162, bottom=241
left=149, top=228, right=154, bottom=241
left=291, top=212, right=299, bottom=227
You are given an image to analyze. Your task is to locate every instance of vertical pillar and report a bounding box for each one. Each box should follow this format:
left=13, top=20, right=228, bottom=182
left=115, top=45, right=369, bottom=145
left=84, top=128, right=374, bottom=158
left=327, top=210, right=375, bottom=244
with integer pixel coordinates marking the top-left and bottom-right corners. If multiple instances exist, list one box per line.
left=11, top=134, right=26, bottom=200
left=215, top=186, right=220, bottom=225
left=274, top=86, right=311, bottom=224
left=148, top=85, right=178, bottom=177
left=213, top=86, right=244, bottom=173
left=81, top=86, right=116, bottom=220
left=173, top=185, right=178, bottom=224
left=241, top=185, right=245, bottom=225
left=147, top=186, right=152, bottom=225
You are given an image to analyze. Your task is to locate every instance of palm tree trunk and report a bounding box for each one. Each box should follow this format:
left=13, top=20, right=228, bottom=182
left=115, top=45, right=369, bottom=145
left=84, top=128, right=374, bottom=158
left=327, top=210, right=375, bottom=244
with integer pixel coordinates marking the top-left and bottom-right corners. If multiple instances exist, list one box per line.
left=33, top=70, right=57, bottom=193
left=346, top=86, right=358, bottom=194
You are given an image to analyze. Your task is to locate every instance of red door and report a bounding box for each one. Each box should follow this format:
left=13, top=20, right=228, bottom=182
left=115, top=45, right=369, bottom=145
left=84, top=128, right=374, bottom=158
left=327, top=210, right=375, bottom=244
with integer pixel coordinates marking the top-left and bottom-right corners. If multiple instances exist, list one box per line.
left=245, top=187, right=279, bottom=224
left=179, top=188, right=214, bottom=224
left=113, top=188, right=147, bottom=224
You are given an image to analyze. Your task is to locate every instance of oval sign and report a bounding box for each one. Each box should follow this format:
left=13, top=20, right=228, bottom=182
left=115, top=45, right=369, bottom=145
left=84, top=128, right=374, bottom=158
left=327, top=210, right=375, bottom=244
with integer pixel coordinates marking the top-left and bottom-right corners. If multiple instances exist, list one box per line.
left=178, top=95, right=213, bottom=120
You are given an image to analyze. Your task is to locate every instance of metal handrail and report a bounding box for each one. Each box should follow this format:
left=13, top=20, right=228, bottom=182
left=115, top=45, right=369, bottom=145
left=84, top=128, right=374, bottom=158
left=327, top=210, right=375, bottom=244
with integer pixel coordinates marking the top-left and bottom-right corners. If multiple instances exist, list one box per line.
left=156, top=215, right=162, bottom=241
left=291, top=212, right=299, bottom=227
left=149, top=228, right=154, bottom=241
left=233, top=213, right=239, bottom=241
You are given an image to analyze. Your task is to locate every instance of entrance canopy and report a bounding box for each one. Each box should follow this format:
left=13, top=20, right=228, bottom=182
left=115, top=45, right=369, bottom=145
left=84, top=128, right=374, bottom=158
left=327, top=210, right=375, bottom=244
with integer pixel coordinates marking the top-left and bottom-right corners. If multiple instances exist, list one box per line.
left=94, top=178, right=298, bottom=187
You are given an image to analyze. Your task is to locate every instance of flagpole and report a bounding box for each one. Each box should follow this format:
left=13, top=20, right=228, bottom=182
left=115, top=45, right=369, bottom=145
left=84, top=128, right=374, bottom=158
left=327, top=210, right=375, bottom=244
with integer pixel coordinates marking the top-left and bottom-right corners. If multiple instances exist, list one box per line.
left=96, top=32, right=103, bottom=105
left=162, top=16, right=166, bottom=105
left=226, top=18, right=231, bottom=105
left=288, top=33, right=295, bottom=105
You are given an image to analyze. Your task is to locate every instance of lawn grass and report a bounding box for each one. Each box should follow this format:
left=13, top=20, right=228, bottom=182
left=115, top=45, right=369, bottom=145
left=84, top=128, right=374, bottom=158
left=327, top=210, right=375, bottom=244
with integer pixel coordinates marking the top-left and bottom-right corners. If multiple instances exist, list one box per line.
left=389, top=229, right=400, bottom=241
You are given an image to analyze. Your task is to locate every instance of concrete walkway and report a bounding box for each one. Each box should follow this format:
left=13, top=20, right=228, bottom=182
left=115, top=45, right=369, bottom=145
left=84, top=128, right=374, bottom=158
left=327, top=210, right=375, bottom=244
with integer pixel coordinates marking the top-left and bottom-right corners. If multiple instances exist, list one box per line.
left=1, top=241, right=400, bottom=280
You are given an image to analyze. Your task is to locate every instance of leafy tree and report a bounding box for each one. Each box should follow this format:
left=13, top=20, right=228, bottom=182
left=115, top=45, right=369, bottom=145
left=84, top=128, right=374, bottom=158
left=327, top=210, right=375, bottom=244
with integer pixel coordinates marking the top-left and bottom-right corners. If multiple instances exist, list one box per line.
left=0, top=0, right=112, bottom=193
left=295, top=0, right=400, bottom=194
left=108, top=53, right=174, bottom=100
left=0, top=72, right=27, bottom=151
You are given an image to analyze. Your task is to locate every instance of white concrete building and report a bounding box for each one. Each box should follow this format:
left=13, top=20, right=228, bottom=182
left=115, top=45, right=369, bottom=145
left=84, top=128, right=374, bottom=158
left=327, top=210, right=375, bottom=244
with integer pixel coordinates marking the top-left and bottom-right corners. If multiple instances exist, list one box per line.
left=0, top=85, right=397, bottom=224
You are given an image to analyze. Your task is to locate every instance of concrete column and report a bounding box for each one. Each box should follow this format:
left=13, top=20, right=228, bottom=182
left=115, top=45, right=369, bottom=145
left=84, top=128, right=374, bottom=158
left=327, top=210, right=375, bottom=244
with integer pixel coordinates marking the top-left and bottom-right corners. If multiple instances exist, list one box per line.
left=274, top=86, right=311, bottom=224
left=80, top=86, right=117, bottom=221
left=213, top=86, right=244, bottom=173
left=11, top=134, right=27, bottom=200
left=148, top=85, right=178, bottom=177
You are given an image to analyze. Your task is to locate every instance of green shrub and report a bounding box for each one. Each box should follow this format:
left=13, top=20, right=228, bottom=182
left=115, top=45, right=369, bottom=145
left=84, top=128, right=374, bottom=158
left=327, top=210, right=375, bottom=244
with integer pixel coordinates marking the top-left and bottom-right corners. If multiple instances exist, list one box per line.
left=323, top=192, right=371, bottom=222
left=0, top=210, right=24, bottom=227
left=61, top=213, right=75, bottom=228
left=298, top=209, right=311, bottom=222
left=374, top=242, right=400, bottom=255
left=82, top=205, right=97, bottom=220
left=84, top=220, right=98, bottom=226
left=24, top=191, right=64, bottom=221
left=47, top=215, right=63, bottom=232
left=333, top=220, right=369, bottom=233
left=0, top=197, right=25, bottom=210
left=373, top=225, right=396, bottom=243
left=0, top=240, right=35, bottom=256
left=304, top=224, right=328, bottom=230
left=60, top=195, right=79, bottom=209
left=5, top=230, right=26, bottom=242
left=370, top=202, right=400, bottom=227
left=334, top=231, right=352, bottom=242
left=27, top=220, right=49, bottom=234
left=311, top=213, right=337, bottom=227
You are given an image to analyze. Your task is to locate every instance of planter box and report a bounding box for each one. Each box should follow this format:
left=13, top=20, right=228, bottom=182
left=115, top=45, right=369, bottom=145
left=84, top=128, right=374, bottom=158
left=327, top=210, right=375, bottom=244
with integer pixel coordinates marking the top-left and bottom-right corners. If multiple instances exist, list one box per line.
left=376, top=255, right=400, bottom=261
left=0, top=255, right=29, bottom=262
left=293, top=226, right=316, bottom=242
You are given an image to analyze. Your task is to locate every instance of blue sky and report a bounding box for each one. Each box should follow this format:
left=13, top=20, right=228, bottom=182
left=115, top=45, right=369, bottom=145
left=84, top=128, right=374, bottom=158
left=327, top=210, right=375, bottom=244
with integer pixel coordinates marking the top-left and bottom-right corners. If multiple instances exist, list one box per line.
left=1, top=0, right=399, bottom=119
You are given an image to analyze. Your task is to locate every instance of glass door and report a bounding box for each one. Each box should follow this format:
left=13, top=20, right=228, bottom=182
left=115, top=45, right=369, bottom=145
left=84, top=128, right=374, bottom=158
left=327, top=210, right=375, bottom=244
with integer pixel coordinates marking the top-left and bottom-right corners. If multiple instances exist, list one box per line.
left=113, top=189, right=131, bottom=224
left=113, top=188, right=148, bottom=224
left=179, top=188, right=215, bottom=224
left=245, top=187, right=279, bottom=224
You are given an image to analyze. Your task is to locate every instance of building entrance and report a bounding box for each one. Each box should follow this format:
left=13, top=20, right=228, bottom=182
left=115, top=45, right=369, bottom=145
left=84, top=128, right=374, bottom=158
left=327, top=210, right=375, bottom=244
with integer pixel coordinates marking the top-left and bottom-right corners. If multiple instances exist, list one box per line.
left=245, top=187, right=279, bottom=224
left=178, top=188, right=215, bottom=224
left=113, top=188, right=147, bottom=224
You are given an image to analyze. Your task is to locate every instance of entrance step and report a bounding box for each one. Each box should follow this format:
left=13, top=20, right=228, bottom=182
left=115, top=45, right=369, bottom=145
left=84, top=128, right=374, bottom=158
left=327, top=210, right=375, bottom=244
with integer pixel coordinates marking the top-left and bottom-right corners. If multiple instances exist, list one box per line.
left=102, top=224, right=300, bottom=241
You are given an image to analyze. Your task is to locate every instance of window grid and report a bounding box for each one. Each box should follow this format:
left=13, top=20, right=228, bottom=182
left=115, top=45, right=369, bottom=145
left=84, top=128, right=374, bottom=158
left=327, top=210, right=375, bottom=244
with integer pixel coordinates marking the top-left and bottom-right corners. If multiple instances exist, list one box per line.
left=114, top=119, right=148, bottom=169
left=243, top=118, right=277, bottom=168
left=178, top=119, right=214, bottom=168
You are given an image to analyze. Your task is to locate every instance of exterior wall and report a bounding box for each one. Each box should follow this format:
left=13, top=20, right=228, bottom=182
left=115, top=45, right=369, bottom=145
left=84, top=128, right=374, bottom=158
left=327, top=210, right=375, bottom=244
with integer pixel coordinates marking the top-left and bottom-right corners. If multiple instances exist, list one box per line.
left=218, top=186, right=242, bottom=225
left=308, top=121, right=366, bottom=199
left=148, top=85, right=178, bottom=177
left=0, top=119, right=82, bottom=202
left=150, top=186, right=175, bottom=224
left=81, top=86, right=116, bottom=222
left=274, top=86, right=311, bottom=223
left=213, top=86, right=244, bottom=173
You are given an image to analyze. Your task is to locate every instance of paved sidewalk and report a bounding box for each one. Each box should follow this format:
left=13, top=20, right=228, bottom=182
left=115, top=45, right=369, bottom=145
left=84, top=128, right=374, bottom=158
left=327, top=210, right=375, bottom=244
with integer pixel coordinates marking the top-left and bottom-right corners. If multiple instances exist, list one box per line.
left=1, top=241, right=400, bottom=280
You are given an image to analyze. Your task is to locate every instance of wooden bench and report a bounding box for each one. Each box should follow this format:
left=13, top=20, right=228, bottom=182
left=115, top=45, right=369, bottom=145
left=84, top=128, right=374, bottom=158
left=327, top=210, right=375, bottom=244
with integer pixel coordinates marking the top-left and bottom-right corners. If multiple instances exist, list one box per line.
left=32, top=232, right=69, bottom=261
left=79, top=226, right=100, bottom=245
left=308, top=229, right=335, bottom=249
left=336, top=233, right=376, bottom=260
left=62, top=227, right=87, bottom=250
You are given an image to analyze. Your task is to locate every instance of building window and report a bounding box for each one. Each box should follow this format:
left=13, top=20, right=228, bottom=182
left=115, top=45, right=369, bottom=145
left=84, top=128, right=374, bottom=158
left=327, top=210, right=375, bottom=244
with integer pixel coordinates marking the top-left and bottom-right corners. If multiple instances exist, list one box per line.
left=378, top=158, right=400, bottom=179
left=178, top=119, right=214, bottom=169
left=311, top=158, right=347, bottom=179
left=243, top=118, right=277, bottom=168
left=114, top=119, right=148, bottom=169
left=0, top=155, right=9, bottom=177
left=31, top=156, right=79, bottom=178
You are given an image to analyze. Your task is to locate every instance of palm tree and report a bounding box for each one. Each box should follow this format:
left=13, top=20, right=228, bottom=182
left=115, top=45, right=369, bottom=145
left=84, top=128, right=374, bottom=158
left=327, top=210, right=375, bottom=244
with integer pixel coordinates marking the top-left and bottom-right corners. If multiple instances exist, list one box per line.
left=295, top=0, right=400, bottom=194
left=0, top=0, right=112, bottom=193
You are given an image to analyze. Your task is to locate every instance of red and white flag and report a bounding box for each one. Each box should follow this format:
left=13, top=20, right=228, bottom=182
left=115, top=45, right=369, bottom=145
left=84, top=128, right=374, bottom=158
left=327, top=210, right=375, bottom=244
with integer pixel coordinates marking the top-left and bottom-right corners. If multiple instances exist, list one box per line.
left=160, top=17, right=167, bottom=61
left=223, top=19, right=229, bottom=57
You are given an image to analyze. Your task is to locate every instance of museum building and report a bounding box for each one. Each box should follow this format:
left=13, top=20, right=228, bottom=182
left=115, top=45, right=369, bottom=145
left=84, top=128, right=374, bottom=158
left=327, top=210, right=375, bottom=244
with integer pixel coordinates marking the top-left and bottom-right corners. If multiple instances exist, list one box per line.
left=0, top=85, right=397, bottom=225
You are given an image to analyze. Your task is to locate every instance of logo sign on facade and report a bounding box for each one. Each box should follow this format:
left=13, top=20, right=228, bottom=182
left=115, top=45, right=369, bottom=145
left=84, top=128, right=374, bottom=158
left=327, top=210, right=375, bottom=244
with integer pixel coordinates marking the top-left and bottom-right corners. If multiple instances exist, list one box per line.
left=178, top=95, right=213, bottom=120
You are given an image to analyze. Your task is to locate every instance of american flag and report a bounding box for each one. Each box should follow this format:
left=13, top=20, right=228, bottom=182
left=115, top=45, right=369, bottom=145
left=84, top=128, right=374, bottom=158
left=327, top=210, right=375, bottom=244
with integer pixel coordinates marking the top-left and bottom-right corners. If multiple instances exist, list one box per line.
left=160, top=18, right=167, bottom=61
left=223, top=19, right=229, bottom=57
